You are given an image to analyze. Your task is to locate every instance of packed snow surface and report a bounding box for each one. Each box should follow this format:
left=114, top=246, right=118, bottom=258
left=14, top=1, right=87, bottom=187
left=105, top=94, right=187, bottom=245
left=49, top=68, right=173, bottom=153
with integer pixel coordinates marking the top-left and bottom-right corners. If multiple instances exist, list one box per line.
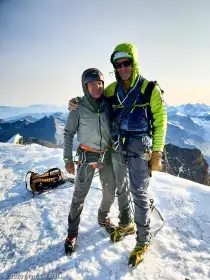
left=0, top=143, right=210, bottom=280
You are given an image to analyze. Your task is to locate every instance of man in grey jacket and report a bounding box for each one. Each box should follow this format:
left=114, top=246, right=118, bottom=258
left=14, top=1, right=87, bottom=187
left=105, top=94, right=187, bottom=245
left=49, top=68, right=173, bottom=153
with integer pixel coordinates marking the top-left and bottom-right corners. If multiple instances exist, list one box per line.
left=64, top=68, right=117, bottom=255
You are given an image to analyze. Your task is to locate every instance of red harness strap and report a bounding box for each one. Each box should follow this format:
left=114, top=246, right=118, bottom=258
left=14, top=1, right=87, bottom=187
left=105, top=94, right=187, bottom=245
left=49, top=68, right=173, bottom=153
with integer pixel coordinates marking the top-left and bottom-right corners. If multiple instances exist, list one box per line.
left=78, top=144, right=106, bottom=169
left=79, top=143, right=105, bottom=154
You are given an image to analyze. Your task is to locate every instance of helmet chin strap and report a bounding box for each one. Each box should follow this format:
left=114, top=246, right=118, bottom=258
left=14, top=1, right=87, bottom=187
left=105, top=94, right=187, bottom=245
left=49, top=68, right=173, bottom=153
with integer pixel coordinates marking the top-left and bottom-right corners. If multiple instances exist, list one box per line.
left=93, top=96, right=102, bottom=100
left=86, top=91, right=102, bottom=100
left=85, top=92, right=103, bottom=112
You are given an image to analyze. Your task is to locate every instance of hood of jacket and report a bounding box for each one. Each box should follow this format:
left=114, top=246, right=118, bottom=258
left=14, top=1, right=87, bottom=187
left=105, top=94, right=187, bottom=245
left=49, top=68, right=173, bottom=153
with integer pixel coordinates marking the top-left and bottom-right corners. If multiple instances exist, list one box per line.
left=110, top=43, right=140, bottom=87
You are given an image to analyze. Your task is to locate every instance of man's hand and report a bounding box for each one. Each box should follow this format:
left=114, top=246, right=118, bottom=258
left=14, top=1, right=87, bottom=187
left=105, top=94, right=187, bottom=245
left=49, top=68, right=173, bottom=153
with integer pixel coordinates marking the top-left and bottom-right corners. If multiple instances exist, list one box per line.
left=65, top=161, right=75, bottom=175
left=149, top=151, right=162, bottom=171
left=68, top=97, right=80, bottom=111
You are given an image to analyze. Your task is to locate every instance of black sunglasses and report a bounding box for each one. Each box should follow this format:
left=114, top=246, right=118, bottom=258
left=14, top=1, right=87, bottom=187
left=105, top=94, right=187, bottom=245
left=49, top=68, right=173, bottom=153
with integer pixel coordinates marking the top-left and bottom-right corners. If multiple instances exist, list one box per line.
left=114, top=60, right=132, bottom=69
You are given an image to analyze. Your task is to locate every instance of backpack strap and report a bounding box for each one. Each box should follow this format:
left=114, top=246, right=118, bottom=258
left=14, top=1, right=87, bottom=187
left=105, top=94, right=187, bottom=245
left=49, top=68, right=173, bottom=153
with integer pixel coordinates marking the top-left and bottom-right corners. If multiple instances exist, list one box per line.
left=143, top=80, right=164, bottom=104
left=142, top=81, right=157, bottom=104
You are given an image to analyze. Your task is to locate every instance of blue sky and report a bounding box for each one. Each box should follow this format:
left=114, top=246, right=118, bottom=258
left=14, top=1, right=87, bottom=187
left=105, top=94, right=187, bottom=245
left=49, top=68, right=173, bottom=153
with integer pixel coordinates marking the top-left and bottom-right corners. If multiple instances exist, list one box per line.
left=0, top=0, right=210, bottom=106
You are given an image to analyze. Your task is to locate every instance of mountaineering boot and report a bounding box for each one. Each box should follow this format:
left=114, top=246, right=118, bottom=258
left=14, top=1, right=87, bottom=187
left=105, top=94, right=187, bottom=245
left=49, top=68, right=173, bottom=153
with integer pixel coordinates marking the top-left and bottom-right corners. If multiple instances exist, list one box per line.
left=110, top=221, right=135, bottom=242
left=128, top=241, right=152, bottom=268
left=64, top=234, right=78, bottom=255
left=98, top=217, right=116, bottom=235
left=98, top=209, right=116, bottom=234
left=118, top=208, right=132, bottom=227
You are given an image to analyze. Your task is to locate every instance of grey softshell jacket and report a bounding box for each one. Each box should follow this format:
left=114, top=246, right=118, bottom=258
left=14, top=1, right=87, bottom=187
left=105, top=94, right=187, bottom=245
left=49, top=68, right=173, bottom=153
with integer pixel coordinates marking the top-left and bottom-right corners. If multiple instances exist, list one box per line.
left=63, top=96, right=111, bottom=162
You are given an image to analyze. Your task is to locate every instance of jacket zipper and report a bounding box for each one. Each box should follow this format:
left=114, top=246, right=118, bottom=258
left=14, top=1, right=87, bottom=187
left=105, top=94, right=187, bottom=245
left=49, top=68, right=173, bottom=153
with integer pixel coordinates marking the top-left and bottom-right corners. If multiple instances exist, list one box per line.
left=97, top=110, right=102, bottom=151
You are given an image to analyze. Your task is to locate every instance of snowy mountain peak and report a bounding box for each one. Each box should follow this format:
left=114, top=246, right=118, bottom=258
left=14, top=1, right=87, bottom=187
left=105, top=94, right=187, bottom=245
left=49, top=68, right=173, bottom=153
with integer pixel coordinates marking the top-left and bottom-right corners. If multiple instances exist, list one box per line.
left=0, top=104, right=68, bottom=119
left=167, top=103, right=210, bottom=117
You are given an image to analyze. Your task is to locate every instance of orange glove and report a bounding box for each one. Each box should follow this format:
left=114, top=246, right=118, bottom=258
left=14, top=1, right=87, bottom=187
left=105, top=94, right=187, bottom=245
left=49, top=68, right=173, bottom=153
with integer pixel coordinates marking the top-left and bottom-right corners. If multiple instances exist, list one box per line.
left=149, top=151, right=162, bottom=171
left=68, top=97, right=80, bottom=111
left=65, top=162, right=75, bottom=175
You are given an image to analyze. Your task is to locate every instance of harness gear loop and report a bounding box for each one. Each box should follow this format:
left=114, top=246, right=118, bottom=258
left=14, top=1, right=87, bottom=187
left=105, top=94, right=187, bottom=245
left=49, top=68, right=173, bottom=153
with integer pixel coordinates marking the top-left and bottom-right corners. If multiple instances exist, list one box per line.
left=75, top=143, right=108, bottom=184
left=112, top=135, right=120, bottom=151
left=78, top=143, right=107, bottom=168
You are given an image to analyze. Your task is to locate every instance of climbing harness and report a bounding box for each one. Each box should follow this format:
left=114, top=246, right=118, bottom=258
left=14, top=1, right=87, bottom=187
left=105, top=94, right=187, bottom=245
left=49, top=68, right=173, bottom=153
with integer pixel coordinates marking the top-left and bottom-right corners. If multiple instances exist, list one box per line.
left=75, top=143, right=108, bottom=184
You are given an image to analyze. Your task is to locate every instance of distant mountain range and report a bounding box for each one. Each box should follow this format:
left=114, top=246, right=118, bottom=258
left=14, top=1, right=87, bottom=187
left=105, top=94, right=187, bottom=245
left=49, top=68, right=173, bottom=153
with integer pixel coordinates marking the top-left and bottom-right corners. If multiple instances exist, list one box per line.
left=0, top=104, right=68, bottom=119
left=166, top=104, right=210, bottom=166
left=0, top=102, right=210, bottom=171
left=166, top=103, right=210, bottom=117
left=0, top=115, right=66, bottom=146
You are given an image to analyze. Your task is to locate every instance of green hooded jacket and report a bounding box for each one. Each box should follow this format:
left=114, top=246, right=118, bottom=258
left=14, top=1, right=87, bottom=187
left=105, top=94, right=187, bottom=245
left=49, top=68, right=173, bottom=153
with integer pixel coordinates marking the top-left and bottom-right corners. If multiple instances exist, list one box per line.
left=104, top=43, right=167, bottom=152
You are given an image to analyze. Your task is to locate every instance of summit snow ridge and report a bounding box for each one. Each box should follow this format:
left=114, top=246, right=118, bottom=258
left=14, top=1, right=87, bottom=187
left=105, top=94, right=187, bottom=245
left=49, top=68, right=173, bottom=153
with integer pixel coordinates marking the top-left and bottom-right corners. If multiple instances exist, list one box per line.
left=0, top=143, right=210, bottom=279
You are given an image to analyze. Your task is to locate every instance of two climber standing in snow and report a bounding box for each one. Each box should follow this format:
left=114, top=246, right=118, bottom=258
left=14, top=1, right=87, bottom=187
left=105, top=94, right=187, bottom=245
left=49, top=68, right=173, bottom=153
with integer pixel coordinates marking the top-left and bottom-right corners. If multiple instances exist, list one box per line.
left=64, top=42, right=167, bottom=267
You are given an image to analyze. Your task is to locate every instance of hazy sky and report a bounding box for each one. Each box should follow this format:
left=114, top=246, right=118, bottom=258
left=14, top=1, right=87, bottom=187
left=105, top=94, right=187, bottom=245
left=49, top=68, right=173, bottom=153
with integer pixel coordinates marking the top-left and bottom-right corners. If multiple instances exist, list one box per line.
left=0, top=0, right=210, bottom=106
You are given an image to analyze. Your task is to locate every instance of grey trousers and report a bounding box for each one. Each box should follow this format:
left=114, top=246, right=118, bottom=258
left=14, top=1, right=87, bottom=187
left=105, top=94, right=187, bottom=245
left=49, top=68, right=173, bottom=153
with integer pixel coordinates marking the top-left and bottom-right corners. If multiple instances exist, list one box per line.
left=111, top=150, right=132, bottom=226
left=68, top=163, right=116, bottom=235
left=126, top=136, right=152, bottom=246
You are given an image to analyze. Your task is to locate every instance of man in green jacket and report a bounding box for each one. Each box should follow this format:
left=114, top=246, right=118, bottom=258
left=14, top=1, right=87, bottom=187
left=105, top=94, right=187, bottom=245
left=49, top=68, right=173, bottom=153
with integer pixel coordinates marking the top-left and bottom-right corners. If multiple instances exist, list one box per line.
left=105, top=43, right=167, bottom=267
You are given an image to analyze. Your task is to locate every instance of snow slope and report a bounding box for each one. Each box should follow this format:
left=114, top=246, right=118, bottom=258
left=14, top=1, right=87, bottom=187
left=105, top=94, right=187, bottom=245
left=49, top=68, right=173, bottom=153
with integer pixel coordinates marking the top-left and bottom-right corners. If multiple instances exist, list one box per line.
left=0, top=143, right=210, bottom=280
